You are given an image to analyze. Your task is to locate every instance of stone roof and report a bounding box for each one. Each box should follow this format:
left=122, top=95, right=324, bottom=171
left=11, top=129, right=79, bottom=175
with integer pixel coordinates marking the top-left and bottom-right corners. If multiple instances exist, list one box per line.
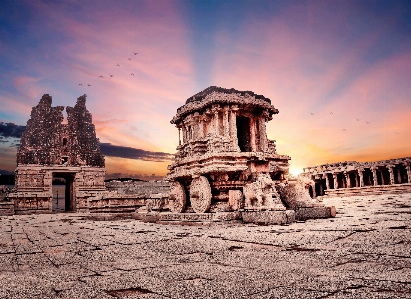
left=172, top=86, right=277, bottom=124
left=186, top=86, right=271, bottom=104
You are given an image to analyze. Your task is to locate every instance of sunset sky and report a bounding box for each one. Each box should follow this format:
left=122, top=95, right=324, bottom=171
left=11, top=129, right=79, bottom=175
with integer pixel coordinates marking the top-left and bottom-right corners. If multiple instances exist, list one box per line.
left=1, top=0, right=410, bottom=180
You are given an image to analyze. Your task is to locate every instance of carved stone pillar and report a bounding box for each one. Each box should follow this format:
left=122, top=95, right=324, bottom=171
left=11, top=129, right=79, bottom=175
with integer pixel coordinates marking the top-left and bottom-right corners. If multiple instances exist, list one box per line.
left=358, top=169, right=364, bottom=187
left=197, top=115, right=205, bottom=138
left=222, top=106, right=229, bottom=138
left=178, top=127, right=181, bottom=145
left=387, top=166, right=394, bottom=185
left=259, top=112, right=268, bottom=152
left=333, top=173, right=338, bottom=189
left=212, top=106, right=220, bottom=136
left=229, top=105, right=239, bottom=150
left=249, top=117, right=257, bottom=152
left=344, top=172, right=351, bottom=188
left=325, top=174, right=330, bottom=190
left=191, top=113, right=200, bottom=140
left=182, top=126, right=187, bottom=144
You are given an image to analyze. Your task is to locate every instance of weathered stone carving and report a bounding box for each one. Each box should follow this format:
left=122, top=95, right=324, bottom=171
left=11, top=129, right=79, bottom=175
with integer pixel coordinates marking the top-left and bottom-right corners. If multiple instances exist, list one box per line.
left=243, top=173, right=284, bottom=210
left=277, top=177, right=322, bottom=210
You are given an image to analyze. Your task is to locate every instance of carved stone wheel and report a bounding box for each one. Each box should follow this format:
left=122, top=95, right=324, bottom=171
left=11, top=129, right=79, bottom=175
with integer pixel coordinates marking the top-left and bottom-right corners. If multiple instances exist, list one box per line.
left=190, top=176, right=212, bottom=213
left=168, top=181, right=186, bottom=213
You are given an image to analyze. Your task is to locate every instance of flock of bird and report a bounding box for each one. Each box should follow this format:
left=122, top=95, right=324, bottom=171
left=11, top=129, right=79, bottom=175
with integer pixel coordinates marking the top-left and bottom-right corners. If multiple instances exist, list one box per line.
left=310, top=111, right=373, bottom=132
left=78, top=52, right=138, bottom=87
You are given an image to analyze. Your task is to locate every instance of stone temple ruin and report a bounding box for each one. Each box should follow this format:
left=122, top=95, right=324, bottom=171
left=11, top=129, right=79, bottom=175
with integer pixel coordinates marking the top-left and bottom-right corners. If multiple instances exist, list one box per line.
left=302, top=157, right=411, bottom=197
left=2, top=88, right=337, bottom=224
left=7, top=94, right=106, bottom=214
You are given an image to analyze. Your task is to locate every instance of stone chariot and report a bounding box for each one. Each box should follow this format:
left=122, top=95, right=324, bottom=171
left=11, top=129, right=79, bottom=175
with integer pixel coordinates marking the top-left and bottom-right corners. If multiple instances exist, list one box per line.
left=165, top=86, right=293, bottom=218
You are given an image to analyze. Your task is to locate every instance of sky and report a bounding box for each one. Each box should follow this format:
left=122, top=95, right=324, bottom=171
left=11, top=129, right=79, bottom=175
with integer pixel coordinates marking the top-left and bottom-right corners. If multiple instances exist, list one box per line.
left=1, top=0, right=411, bottom=179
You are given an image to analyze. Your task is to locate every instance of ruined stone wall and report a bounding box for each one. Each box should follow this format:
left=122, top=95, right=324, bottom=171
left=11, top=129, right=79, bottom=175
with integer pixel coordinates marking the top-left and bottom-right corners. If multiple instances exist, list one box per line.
left=105, top=180, right=170, bottom=195
left=66, top=95, right=104, bottom=167
left=17, top=94, right=104, bottom=167
left=17, top=94, right=65, bottom=165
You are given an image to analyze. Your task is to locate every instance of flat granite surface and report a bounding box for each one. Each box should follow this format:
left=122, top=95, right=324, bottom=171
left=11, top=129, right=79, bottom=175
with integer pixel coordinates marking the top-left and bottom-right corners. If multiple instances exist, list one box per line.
left=0, top=193, right=410, bottom=299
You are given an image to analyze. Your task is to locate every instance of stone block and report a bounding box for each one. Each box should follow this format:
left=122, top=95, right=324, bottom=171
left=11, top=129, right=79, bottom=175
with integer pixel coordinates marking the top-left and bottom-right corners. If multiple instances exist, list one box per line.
left=295, top=206, right=336, bottom=221
left=241, top=210, right=290, bottom=225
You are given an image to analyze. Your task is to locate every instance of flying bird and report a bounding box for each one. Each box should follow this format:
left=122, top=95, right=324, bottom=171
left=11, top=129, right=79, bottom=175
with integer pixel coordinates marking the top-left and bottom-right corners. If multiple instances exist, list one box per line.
left=342, top=129, right=347, bottom=131
left=79, top=83, right=82, bottom=86
left=365, top=121, right=371, bottom=124
left=395, top=132, right=400, bottom=134
left=128, top=58, right=131, bottom=61
left=133, top=52, right=138, bottom=55
left=87, top=84, right=91, bottom=86
left=116, top=64, right=120, bottom=67
left=99, top=75, right=103, bottom=78
left=110, top=74, right=113, bottom=77
left=131, top=73, right=134, bottom=76
left=356, top=118, right=360, bottom=121
left=330, top=112, right=333, bottom=114
left=311, top=113, right=314, bottom=115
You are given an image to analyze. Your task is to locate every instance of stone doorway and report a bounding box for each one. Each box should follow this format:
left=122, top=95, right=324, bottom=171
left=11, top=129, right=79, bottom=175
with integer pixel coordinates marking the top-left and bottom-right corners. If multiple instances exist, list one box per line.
left=236, top=116, right=251, bottom=152
left=52, top=173, right=74, bottom=212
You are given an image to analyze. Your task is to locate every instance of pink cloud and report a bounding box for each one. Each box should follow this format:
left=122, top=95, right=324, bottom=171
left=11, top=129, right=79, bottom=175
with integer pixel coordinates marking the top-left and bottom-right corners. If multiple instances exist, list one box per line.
left=208, top=6, right=411, bottom=172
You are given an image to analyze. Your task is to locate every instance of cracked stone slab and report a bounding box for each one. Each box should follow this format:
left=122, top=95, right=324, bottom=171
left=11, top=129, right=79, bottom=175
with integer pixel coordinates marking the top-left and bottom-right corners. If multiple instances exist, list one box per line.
left=0, top=192, right=410, bottom=298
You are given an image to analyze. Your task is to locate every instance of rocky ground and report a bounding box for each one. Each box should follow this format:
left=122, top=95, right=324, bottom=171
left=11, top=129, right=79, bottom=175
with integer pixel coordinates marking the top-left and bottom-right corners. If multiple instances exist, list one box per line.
left=0, top=193, right=410, bottom=299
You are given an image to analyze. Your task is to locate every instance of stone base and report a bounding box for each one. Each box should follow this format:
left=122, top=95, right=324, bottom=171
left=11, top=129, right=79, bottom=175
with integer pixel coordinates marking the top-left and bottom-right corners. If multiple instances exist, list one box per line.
left=0, top=201, right=14, bottom=216
left=133, top=211, right=242, bottom=223
left=295, top=206, right=336, bottom=221
left=241, top=210, right=294, bottom=225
